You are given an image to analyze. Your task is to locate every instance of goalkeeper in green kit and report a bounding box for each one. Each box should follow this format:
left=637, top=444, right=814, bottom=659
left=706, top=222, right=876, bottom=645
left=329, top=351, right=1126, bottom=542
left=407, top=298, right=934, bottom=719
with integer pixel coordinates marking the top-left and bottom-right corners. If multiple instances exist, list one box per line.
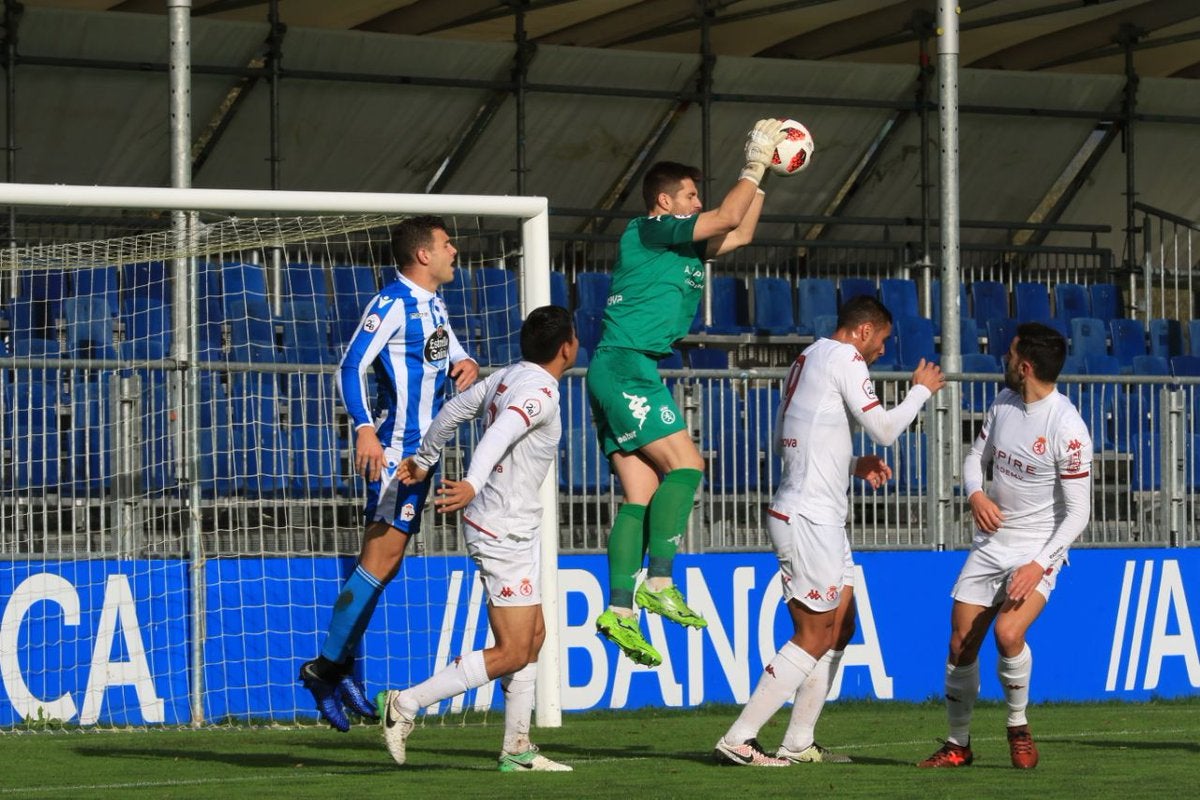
left=589, top=119, right=788, bottom=666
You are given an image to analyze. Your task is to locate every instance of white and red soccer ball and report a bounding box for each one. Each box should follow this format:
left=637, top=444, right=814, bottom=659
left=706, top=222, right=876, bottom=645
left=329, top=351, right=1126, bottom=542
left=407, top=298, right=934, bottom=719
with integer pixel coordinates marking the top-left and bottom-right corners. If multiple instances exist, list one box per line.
left=769, top=119, right=814, bottom=177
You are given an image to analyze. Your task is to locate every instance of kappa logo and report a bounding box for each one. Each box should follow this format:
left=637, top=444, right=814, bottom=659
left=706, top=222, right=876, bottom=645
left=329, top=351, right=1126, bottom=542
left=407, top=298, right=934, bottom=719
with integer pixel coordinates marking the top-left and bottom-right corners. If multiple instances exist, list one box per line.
left=623, top=392, right=650, bottom=430
left=806, top=589, right=822, bottom=601
left=1033, top=436, right=1047, bottom=455
left=500, top=586, right=514, bottom=598
left=1068, top=438, right=1083, bottom=451
left=659, top=406, right=677, bottom=425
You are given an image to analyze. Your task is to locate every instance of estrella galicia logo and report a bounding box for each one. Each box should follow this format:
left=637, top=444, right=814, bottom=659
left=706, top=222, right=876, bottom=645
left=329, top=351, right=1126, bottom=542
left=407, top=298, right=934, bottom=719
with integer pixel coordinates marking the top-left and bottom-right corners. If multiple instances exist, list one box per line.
left=425, top=326, right=450, bottom=365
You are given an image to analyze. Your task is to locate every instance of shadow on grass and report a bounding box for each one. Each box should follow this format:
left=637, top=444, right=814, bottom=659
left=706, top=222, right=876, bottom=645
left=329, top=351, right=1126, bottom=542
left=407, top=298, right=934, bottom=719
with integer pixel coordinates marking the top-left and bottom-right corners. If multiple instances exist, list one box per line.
left=1044, top=737, right=1200, bottom=754
left=67, top=742, right=485, bottom=773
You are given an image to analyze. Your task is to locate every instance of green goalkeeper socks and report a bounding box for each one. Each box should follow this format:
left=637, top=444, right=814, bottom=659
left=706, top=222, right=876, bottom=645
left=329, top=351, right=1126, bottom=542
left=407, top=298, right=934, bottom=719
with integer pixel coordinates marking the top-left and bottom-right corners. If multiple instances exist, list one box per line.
left=647, top=468, right=702, bottom=579
left=607, top=503, right=647, bottom=609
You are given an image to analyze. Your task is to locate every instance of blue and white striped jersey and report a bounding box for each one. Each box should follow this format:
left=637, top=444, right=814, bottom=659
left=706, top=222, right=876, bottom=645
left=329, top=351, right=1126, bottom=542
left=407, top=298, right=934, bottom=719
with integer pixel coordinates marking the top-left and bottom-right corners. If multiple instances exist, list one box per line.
left=337, top=273, right=471, bottom=455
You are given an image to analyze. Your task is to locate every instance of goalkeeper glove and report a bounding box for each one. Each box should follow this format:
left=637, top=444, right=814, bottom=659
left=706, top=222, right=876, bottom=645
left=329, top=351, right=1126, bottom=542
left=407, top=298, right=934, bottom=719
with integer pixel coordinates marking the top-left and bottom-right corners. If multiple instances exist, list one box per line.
left=740, top=118, right=786, bottom=186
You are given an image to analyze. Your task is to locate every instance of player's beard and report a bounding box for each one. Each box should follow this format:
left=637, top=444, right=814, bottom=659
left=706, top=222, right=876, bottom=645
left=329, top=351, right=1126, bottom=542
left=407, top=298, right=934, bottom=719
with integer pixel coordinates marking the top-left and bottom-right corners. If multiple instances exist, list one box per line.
left=1004, top=362, right=1022, bottom=393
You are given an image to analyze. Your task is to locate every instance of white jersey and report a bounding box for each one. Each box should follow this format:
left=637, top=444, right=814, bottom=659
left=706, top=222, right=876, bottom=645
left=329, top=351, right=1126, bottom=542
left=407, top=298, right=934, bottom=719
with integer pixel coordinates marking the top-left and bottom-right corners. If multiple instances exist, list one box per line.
left=770, top=337, right=932, bottom=526
left=962, top=387, right=1093, bottom=569
left=412, top=361, right=561, bottom=539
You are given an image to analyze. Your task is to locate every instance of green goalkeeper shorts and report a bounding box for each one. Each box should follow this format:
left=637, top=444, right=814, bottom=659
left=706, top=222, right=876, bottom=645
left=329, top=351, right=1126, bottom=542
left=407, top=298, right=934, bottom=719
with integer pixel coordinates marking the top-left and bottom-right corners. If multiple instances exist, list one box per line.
left=586, top=347, right=686, bottom=456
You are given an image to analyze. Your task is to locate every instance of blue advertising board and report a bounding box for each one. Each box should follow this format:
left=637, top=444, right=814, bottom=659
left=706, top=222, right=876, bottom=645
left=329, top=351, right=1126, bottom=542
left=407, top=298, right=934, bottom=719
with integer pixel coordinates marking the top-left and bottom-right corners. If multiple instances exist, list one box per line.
left=1, top=549, right=1196, bottom=726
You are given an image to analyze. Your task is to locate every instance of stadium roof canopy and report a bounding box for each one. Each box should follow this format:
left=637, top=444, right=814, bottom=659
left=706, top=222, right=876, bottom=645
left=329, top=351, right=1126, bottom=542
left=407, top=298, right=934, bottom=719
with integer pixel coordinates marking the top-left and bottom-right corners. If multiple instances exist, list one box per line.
left=10, top=1, right=1200, bottom=254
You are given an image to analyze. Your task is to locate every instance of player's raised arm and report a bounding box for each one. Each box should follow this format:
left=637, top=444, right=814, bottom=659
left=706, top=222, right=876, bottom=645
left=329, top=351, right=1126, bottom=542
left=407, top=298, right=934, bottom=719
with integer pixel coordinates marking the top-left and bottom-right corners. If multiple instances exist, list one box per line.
left=399, top=377, right=493, bottom=485
left=847, top=357, right=943, bottom=446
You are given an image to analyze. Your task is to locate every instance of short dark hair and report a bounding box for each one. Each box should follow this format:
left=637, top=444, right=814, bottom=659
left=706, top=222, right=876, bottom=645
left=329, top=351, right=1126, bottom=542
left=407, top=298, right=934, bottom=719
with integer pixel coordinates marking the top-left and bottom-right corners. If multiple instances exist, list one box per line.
left=837, top=295, right=893, bottom=331
left=520, top=305, right=574, bottom=364
left=1014, top=321, right=1067, bottom=381
left=391, top=215, right=447, bottom=268
left=642, top=161, right=703, bottom=211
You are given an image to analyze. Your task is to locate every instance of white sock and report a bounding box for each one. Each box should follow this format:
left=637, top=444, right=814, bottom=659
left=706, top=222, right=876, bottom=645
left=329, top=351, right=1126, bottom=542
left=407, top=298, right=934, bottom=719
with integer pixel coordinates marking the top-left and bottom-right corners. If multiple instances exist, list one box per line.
left=945, top=659, right=980, bottom=747
left=998, top=644, right=1032, bottom=727
left=781, top=649, right=843, bottom=752
left=723, top=642, right=818, bottom=745
left=608, top=605, right=635, bottom=618
left=500, top=662, right=538, bottom=754
left=645, top=576, right=672, bottom=592
left=402, top=650, right=490, bottom=712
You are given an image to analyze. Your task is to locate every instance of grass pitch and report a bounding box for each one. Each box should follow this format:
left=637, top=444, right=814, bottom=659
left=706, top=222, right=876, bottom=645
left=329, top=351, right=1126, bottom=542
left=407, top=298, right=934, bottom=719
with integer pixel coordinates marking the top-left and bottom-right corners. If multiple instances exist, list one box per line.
left=2, top=699, right=1197, bottom=799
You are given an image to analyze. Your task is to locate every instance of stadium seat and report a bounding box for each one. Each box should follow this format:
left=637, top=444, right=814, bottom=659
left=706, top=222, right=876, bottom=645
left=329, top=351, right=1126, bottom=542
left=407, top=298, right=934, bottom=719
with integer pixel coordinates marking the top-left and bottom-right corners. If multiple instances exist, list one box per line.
left=1070, top=317, right=1108, bottom=358
left=1089, top=283, right=1123, bottom=321
left=68, top=374, right=114, bottom=494
left=1054, top=282, right=1089, bottom=323
left=476, top=267, right=521, bottom=365
left=138, top=371, right=174, bottom=494
left=1130, top=431, right=1160, bottom=490
left=873, top=326, right=900, bottom=370
left=1076, top=384, right=1114, bottom=451
left=331, top=265, right=378, bottom=348
left=196, top=371, right=236, bottom=497
left=122, top=261, right=169, bottom=300
left=746, top=385, right=781, bottom=491
left=1171, top=355, right=1200, bottom=377
left=702, top=276, right=751, bottom=334
left=896, top=316, right=936, bottom=370
left=1189, top=320, right=1200, bottom=356
left=970, top=281, right=1009, bottom=326
left=1108, top=319, right=1147, bottom=370
left=896, top=432, right=927, bottom=493
left=1084, top=353, right=1121, bottom=376
left=281, top=301, right=336, bottom=365
left=285, top=263, right=330, bottom=319
left=879, top=278, right=919, bottom=319
left=575, top=271, right=611, bottom=312
left=688, top=348, right=729, bottom=370
left=1061, top=355, right=1086, bottom=376
left=658, top=349, right=683, bottom=370
left=1148, top=318, right=1184, bottom=359
left=813, top=315, right=838, bottom=340
left=4, top=374, right=61, bottom=491
left=63, top=296, right=118, bottom=362
left=796, top=278, right=837, bottom=335
left=20, top=269, right=68, bottom=329
left=986, top=318, right=1018, bottom=359
left=573, top=308, right=604, bottom=355
left=121, top=296, right=171, bottom=360
left=559, top=377, right=610, bottom=493
left=1132, top=355, right=1169, bottom=375
left=960, top=317, right=981, bottom=354
left=752, top=277, right=798, bottom=335
left=839, top=277, right=876, bottom=306
left=226, top=299, right=277, bottom=364
left=961, top=353, right=1001, bottom=412
left=701, top=382, right=749, bottom=493
left=550, top=270, right=569, bottom=310
left=73, top=266, right=119, bottom=313
left=1043, top=317, right=1070, bottom=339
left=1014, top=282, right=1051, bottom=323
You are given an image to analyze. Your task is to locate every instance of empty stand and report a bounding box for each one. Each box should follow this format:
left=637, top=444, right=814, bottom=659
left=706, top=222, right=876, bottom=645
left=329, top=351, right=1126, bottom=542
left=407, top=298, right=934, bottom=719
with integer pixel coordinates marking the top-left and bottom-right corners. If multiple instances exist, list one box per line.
left=796, top=278, right=837, bottom=335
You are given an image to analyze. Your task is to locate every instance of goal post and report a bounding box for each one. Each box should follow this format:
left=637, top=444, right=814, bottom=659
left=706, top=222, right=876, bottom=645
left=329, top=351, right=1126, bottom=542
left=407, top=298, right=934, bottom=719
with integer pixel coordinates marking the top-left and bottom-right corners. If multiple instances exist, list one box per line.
left=0, top=182, right=560, bottom=729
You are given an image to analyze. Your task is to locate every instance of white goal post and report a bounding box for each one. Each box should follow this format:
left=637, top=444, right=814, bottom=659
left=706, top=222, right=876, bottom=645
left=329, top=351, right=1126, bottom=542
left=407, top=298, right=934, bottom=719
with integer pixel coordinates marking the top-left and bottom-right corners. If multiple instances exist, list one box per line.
left=0, top=182, right=561, bottom=729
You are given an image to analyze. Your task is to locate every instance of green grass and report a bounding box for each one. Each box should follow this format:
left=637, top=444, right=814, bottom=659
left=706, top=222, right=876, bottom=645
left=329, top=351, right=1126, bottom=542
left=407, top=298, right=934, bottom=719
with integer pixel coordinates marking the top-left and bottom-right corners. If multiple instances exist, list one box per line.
left=2, top=699, right=1198, bottom=799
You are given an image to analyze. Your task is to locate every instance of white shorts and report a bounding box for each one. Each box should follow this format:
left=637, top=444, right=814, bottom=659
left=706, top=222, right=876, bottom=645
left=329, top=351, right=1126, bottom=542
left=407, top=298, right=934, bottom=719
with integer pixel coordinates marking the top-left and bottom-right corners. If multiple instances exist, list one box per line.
left=463, top=515, right=541, bottom=607
left=952, top=533, right=1061, bottom=606
left=767, top=508, right=855, bottom=613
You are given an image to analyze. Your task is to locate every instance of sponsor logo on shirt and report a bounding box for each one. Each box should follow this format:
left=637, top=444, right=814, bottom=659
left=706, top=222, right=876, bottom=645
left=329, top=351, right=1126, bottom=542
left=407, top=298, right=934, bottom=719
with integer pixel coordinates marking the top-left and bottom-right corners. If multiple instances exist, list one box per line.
left=624, top=392, right=650, bottom=430
left=376, top=295, right=394, bottom=310
left=607, top=294, right=623, bottom=306
left=683, top=263, right=704, bottom=290
left=616, top=430, right=637, bottom=444
left=363, top=313, right=381, bottom=333
left=424, top=325, right=450, bottom=364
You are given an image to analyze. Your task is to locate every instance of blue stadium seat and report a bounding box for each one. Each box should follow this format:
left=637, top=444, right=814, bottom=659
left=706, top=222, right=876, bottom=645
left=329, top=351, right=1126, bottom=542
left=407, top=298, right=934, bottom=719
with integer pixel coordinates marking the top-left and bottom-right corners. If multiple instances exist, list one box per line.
left=285, top=263, right=330, bottom=319
left=1189, top=320, right=1200, bottom=356
left=688, top=348, right=729, bottom=370
left=986, top=318, right=1018, bottom=359
left=960, top=317, right=981, bottom=354
left=1108, top=319, right=1147, bottom=370
left=879, top=278, right=919, bottom=319
left=223, top=261, right=268, bottom=300
left=1077, top=384, right=1114, bottom=451
left=138, top=372, right=174, bottom=494
left=1043, top=317, right=1070, bottom=339
left=1131, top=432, right=1160, bottom=490
left=896, top=432, right=927, bottom=493
left=753, top=277, right=798, bottom=335
left=1084, top=353, right=1121, bottom=376
left=1171, top=355, right=1200, bottom=377
left=873, top=326, right=900, bottom=370
left=961, top=353, right=1001, bottom=412
left=68, top=375, right=114, bottom=494
left=559, top=377, right=610, bottom=493
left=73, top=267, right=119, bottom=313
left=813, top=315, right=838, bottom=340
left=122, top=261, right=169, bottom=302
left=20, top=269, right=68, bottom=331
left=196, top=372, right=236, bottom=497
left=1014, top=282, right=1051, bottom=323
left=931, top=279, right=968, bottom=335
left=746, top=385, right=781, bottom=490
left=476, top=267, right=521, bottom=365
left=1061, top=355, right=1086, bottom=376
left=701, top=382, right=749, bottom=493
left=576, top=271, right=611, bottom=312
left=896, top=316, right=936, bottom=370
left=970, top=281, right=1009, bottom=326
left=550, top=270, right=569, bottom=310
left=573, top=308, right=604, bottom=355
left=121, top=297, right=171, bottom=360
left=1132, top=355, right=1169, bottom=375
left=281, top=301, right=336, bottom=365
left=1054, top=282, right=1090, bottom=323
left=1148, top=318, right=1184, bottom=359
left=658, top=349, right=683, bottom=370
left=4, top=374, right=61, bottom=491
left=1089, top=283, right=1123, bottom=321
left=839, top=277, right=876, bottom=306
left=197, top=262, right=226, bottom=361
left=702, top=276, right=751, bottom=334
left=331, top=265, right=379, bottom=349
left=1070, top=317, right=1108, bottom=359
left=63, top=296, right=118, bottom=362
left=796, top=278, right=837, bottom=335
left=226, top=299, right=277, bottom=363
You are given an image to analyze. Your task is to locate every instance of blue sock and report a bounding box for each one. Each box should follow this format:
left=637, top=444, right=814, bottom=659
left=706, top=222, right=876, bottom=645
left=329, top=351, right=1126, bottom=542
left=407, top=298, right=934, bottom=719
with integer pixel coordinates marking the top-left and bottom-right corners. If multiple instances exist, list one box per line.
left=319, top=565, right=384, bottom=666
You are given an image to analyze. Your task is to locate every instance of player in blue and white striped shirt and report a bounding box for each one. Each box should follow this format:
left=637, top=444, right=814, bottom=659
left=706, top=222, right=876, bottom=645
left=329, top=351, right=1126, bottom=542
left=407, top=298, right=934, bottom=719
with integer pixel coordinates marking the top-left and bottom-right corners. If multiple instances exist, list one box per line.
left=299, top=216, right=479, bottom=732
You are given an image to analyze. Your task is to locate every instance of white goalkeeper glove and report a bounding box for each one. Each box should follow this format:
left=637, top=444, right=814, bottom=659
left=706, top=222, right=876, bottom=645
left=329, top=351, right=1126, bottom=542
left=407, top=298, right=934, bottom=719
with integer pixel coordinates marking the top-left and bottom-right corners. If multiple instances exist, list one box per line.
left=740, top=118, right=786, bottom=186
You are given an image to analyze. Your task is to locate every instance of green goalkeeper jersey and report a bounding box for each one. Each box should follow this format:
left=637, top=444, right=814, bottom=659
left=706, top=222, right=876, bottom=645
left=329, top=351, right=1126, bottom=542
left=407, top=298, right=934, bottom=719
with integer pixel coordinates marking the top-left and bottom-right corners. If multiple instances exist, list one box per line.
left=598, top=214, right=706, bottom=359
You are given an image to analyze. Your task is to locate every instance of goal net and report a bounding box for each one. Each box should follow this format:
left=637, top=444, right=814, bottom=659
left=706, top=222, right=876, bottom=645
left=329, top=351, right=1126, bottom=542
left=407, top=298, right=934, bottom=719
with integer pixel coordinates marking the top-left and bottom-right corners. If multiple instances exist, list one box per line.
left=0, top=184, right=556, bottom=731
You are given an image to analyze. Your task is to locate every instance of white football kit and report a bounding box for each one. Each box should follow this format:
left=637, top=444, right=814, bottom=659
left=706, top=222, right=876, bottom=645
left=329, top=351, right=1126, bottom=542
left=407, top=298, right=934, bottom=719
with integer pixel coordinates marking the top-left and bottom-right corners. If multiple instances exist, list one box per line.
left=412, top=361, right=561, bottom=606
left=955, top=387, right=1093, bottom=605
left=769, top=337, right=933, bottom=611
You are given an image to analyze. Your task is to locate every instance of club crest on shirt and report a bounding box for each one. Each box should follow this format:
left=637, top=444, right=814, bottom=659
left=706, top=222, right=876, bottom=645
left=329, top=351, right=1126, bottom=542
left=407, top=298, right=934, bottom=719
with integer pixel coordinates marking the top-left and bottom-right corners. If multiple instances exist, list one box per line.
left=659, top=405, right=677, bottom=424
left=424, top=325, right=450, bottom=364
left=400, top=503, right=416, bottom=522
left=1033, top=436, right=1047, bottom=455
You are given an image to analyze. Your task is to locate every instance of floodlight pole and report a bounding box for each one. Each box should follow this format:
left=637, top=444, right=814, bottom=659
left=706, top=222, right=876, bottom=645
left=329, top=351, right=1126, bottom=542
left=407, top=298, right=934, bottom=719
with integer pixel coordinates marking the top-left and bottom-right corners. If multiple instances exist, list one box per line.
left=932, top=0, right=962, bottom=552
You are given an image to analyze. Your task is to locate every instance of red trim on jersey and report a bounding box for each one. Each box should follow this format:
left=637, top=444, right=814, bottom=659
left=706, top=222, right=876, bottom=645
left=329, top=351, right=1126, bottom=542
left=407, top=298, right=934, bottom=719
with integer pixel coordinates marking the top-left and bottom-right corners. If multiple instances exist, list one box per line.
left=463, top=515, right=499, bottom=538
left=767, top=509, right=790, bottom=522
left=507, top=405, right=532, bottom=426
left=861, top=400, right=881, bottom=412
left=1060, top=471, right=1090, bottom=479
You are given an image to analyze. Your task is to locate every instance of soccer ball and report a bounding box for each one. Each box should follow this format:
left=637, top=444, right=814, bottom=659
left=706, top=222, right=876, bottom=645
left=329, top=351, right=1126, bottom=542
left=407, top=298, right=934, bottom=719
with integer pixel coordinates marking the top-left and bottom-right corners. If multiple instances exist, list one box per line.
left=769, top=119, right=814, bottom=177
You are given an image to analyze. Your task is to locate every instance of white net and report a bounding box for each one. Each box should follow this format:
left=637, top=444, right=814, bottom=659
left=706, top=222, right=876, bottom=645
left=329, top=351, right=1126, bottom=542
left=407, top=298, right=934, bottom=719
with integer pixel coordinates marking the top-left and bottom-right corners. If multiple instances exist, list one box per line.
left=0, top=206, right=542, bottom=729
